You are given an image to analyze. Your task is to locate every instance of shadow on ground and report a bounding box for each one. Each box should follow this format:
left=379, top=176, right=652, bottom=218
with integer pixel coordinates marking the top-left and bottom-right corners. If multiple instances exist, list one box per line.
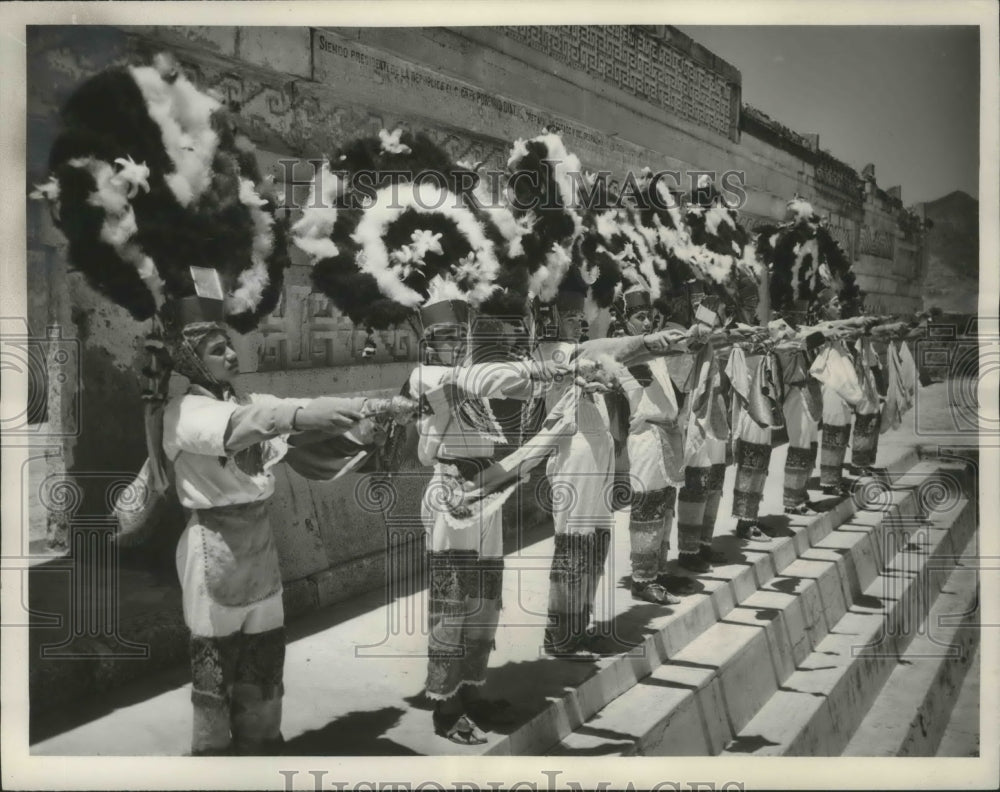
left=281, top=706, right=419, bottom=755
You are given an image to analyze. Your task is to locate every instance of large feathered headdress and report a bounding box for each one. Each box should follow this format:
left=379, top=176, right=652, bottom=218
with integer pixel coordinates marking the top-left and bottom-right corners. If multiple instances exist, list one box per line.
left=294, top=129, right=525, bottom=331
left=31, top=53, right=288, bottom=338
left=32, top=54, right=290, bottom=496
left=681, top=176, right=761, bottom=321
left=753, top=196, right=863, bottom=319
left=505, top=132, right=586, bottom=306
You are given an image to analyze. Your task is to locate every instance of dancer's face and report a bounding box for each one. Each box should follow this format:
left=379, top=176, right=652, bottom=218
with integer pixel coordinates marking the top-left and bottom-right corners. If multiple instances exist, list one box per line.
left=626, top=309, right=653, bottom=335
left=558, top=310, right=585, bottom=342
left=199, top=331, right=240, bottom=383
left=426, top=324, right=468, bottom=365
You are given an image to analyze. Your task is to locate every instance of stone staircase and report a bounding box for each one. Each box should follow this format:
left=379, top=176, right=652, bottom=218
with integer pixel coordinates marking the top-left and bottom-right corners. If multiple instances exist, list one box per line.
left=480, top=448, right=978, bottom=757
left=28, top=443, right=979, bottom=757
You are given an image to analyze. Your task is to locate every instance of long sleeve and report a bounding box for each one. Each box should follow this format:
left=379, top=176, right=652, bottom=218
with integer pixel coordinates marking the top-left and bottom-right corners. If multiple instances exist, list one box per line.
left=163, top=394, right=301, bottom=460
left=224, top=394, right=311, bottom=453
left=445, top=360, right=538, bottom=401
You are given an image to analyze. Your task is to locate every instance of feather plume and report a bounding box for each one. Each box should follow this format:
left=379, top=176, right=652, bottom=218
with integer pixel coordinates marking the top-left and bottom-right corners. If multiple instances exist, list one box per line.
left=291, top=160, right=342, bottom=263
left=36, top=59, right=288, bottom=331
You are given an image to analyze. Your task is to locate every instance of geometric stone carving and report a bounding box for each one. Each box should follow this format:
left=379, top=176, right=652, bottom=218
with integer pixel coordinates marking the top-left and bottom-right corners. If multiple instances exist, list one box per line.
left=501, top=25, right=736, bottom=139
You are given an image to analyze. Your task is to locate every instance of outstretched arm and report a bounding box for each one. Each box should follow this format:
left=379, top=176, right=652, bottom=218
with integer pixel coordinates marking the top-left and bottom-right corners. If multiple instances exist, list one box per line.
left=227, top=396, right=367, bottom=453
left=164, top=393, right=365, bottom=459
left=576, top=326, right=696, bottom=366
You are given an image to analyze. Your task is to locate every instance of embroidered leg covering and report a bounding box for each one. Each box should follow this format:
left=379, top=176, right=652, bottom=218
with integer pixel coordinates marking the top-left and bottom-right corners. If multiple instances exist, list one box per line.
left=783, top=446, right=815, bottom=509
left=231, top=627, right=285, bottom=755
left=821, top=424, right=852, bottom=487
left=732, top=440, right=773, bottom=520
left=587, top=525, right=612, bottom=627
left=852, top=413, right=882, bottom=468
left=630, top=487, right=672, bottom=583
left=426, top=551, right=501, bottom=700
left=677, top=466, right=709, bottom=555
left=459, top=558, right=503, bottom=694
left=190, top=633, right=240, bottom=755
left=655, top=486, right=678, bottom=574
left=700, top=464, right=726, bottom=551
left=545, top=534, right=595, bottom=652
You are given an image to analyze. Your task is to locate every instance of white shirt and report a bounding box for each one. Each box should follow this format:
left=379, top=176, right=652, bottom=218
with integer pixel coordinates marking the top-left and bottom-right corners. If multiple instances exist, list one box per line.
left=163, top=392, right=301, bottom=510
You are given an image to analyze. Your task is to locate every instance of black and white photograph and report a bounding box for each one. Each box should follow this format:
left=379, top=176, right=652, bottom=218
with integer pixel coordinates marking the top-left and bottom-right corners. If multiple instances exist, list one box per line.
left=1, top=1, right=997, bottom=790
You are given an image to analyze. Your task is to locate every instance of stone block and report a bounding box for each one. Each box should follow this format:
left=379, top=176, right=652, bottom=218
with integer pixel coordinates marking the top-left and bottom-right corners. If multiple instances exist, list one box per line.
left=310, top=472, right=396, bottom=566
left=716, top=625, right=778, bottom=732
left=282, top=577, right=318, bottom=620
left=269, top=465, right=330, bottom=582
left=644, top=687, right=714, bottom=756
left=136, top=26, right=238, bottom=56
left=238, top=27, right=312, bottom=78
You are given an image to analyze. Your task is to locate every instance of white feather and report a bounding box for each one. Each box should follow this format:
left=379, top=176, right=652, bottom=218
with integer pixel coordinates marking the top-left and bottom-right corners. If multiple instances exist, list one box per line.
left=227, top=256, right=269, bottom=315
left=68, top=156, right=166, bottom=306
left=620, top=219, right=660, bottom=298
left=786, top=196, right=814, bottom=223
left=129, top=66, right=220, bottom=207
left=133, top=252, right=166, bottom=307
left=291, top=162, right=342, bottom=263
left=424, top=275, right=469, bottom=305
left=352, top=182, right=501, bottom=308
left=30, top=176, right=61, bottom=203
left=294, top=236, right=339, bottom=261
left=530, top=244, right=572, bottom=303
left=595, top=210, right=619, bottom=241
left=506, top=138, right=530, bottom=169
left=705, top=206, right=735, bottom=236
left=483, top=203, right=527, bottom=259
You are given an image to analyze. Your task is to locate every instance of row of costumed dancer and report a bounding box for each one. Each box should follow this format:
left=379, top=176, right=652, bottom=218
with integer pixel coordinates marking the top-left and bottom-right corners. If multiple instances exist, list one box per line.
left=33, top=54, right=926, bottom=751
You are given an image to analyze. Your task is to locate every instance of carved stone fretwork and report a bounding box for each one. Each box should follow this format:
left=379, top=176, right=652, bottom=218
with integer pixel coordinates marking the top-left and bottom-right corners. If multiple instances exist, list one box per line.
left=500, top=25, right=736, bottom=139
left=826, top=224, right=856, bottom=262
left=254, top=285, right=421, bottom=372
left=815, top=157, right=862, bottom=207
left=858, top=225, right=895, bottom=260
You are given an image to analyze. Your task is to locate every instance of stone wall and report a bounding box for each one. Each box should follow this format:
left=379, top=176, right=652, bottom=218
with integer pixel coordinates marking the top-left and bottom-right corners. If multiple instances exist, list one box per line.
left=25, top=24, right=926, bottom=611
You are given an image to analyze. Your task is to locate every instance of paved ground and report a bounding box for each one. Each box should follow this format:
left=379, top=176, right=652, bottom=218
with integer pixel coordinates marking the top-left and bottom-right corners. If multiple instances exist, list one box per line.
left=28, top=382, right=984, bottom=756
left=936, top=646, right=981, bottom=757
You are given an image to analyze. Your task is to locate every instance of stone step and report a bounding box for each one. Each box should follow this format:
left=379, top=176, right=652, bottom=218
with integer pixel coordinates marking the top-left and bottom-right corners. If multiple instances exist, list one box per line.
left=720, top=478, right=976, bottom=755
left=493, top=449, right=922, bottom=756
left=841, top=537, right=979, bottom=756
left=934, top=644, right=981, bottom=757
left=30, top=445, right=950, bottom=758
left=547, top=457, right=975, bottom=757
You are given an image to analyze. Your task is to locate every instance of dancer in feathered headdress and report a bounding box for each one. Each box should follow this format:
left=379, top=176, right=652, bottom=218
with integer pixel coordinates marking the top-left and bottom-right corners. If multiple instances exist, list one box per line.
left=616, top=177, right=735, bottom=574
left=32, top=56, right=413, bottom=756
left=296, top=128, right=593, bottom=743
left=753, top=195, right=863, bottom=324
left=610, top=275, right=697, bottom=603
left=573, top=201, right=694, bottom=602
left=682, top=175, right=763, bottom=323
left=510, top=158, right=697, bottom=655
left=748, top=197, right=868, bottom=514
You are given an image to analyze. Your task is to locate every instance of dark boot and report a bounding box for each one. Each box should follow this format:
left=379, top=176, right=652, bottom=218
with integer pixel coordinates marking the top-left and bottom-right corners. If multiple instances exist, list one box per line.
left=678, top=551, right=711, bottom=573
left=736, top=520, right=771, bottom=542
left=699, top=543, right=727, bottom=565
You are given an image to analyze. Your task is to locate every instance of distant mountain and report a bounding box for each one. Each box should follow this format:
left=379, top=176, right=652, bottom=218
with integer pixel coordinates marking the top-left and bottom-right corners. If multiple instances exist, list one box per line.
left=919, top=190, right=978, bottom=313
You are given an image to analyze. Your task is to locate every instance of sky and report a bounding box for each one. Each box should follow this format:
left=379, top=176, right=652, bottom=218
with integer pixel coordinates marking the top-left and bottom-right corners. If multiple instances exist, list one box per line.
left=676, top=26, right=980, bottom=205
